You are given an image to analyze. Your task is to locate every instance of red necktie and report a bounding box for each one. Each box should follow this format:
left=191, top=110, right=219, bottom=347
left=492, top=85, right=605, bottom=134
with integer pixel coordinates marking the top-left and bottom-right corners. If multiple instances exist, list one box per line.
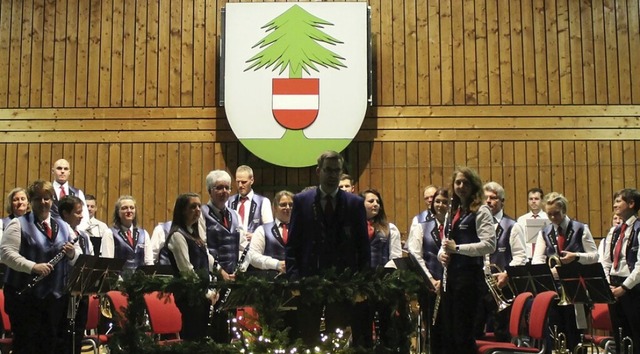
left=43, top=221, right=53, bottom=239
left=281, top=223, right=288, bottom=244
left=556, top=226, right=565, bottom=252
left=438, top=224, right=444, bottom=241
left=324, top=195, right=334, bottom=220
left=126, top=229, right=134, bottom=247
left=613, top=223, right=628, bottom=270
left=367, top=220, right=375, bottom=240
left=222, top=210, right=230, bottom=229
left=59, top=186, right=66, bottom=198
left=238, top=196, right=248, bottom=224
left=451, top=208, right=462, bottom=228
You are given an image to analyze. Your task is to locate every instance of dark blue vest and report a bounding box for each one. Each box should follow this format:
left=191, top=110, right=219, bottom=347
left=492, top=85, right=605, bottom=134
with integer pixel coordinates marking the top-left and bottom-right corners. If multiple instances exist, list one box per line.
left=610, top=219, right=640, bottom=272
left=202, top=204, right=241, bottom=274
left=421, top=219, right=444, bottom=280
left=490, top=215, right=517, bottom=269
left=370, top=229, right=390, bottom=269
left=157, top=221, right=173, bottom=265
left=51, top=185, right=81, bottom=218
left=228, top=193, right=267, bottom=233
left=110, top=226, right=147, bottom=270
left=76, top=230, right=92, bottom=256
left=540, top=220, right=586, bottom=256
left=415, top=210, right=432, bottom=224
left=5, top=213, right=73, bottom=299
left=446, top=210, right=484, bottom=270
left=262, top=222, right=286, bottom=261
left=166, top=228, right=209, bottom=275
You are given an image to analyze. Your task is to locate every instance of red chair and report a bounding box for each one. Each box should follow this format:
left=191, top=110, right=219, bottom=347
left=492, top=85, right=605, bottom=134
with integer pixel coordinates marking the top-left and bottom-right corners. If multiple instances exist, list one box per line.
left=105, top=291, right=129, bottom=328
left=579, top=303, right=615, bottom=352
left=81, top=296, right=110, bottom=354
left=0, top=290, right=13, bottom=354
left=477, top=291, right=559, bottom=354
left=143, top=292, right=182, bottom=345
left=476, top=292, right=534, bottom=348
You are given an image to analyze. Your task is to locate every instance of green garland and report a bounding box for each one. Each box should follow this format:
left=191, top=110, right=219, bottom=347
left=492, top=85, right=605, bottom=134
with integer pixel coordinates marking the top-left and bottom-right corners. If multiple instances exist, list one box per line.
left=107, top=268, right=426, bottom=354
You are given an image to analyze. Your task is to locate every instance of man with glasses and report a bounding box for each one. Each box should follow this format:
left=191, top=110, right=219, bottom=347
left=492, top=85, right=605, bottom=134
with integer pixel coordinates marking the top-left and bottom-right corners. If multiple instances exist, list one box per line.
left=286, top=150, right=371, bottom=348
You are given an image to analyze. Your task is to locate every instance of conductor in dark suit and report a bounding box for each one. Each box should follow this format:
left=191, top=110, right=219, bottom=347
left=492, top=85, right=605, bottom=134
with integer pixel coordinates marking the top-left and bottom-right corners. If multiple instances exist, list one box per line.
left=286, top=150, right=371, bottom=347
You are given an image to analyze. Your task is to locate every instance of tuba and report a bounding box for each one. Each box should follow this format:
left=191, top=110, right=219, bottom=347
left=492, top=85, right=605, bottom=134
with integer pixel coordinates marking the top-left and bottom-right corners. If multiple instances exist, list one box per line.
left=548, top=253, right=571, bottom=306
left=484, top=264, right=514, bottom=312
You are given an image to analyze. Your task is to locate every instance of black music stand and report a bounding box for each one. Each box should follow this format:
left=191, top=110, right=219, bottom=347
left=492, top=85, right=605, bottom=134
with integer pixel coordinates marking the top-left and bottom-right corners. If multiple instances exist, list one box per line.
left=556, top=262, right=615, bottom=305
left=506, top=263, right=559, bottom=296
left=65, top=255, right=125, bottom=354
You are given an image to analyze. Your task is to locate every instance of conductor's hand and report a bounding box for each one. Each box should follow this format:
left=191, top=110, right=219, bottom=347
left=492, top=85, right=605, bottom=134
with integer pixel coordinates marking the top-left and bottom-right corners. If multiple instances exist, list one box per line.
left=32, top=263, right=54, bottom=276
left=63, top=242, right=76, bottom=259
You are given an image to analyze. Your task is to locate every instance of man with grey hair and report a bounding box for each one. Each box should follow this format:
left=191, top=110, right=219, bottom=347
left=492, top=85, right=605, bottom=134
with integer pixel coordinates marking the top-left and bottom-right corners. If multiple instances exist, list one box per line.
left=202, top=169, right=248, bottom=343
left=227, top=165, right=273, bottom=242
left=475, top=181, right=527, bottom=341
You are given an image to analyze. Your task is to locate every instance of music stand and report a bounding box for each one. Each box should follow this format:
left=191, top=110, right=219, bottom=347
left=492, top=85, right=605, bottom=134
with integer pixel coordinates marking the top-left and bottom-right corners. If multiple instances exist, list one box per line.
left=506, top=263, right=558, bottom=296
left=555, top=262, right=615, bottom=305
left=136, top=265, right=174, bottom=278
left=65, top=255, right=125, bottom=354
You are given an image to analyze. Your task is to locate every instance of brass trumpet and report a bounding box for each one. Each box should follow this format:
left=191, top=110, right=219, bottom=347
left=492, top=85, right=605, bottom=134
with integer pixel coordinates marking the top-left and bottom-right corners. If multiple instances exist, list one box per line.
left=548, top=254, right=571, bottom=306
left=484, top=264, right=514, bottom=312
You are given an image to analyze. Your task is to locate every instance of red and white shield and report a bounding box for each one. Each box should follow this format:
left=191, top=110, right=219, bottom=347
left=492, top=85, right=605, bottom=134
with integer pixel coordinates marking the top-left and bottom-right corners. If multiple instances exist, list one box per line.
left=272, top=78, right=319, bottom=130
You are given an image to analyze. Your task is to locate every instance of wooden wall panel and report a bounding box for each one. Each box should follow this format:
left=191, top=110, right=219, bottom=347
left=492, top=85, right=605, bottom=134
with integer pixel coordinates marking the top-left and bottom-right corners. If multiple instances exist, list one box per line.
left=1, top=0, right=639, bottom=239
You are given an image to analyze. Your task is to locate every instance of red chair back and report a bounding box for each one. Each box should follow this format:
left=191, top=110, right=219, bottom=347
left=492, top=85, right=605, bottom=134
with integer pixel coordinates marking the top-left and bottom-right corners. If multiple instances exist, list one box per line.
left=86, top=296, right=100, bottom=330
left=508, top=291, right=533, bottom=337
left=0, top=290, right=11, bottom=332
left=106, top=291, right=129, bottom=326
left=591, top=303, right=612, bottom=331
left=528, top=291, right=559, bottom=340
left=143, top=292, right=182, bottom=336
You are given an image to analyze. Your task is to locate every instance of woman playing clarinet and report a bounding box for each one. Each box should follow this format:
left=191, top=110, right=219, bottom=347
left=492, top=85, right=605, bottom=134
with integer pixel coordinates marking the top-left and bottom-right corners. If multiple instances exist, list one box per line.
left=438, top=167, right=496, bottom=354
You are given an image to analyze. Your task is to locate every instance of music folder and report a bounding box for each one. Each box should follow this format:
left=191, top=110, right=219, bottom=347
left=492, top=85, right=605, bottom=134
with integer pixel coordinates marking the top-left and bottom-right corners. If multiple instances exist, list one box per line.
left=524, top=218, right=550, bottom=244
left=394, top=252, right=436, bottom=292
left=506, top=263, right=558, bottom=296
left=556, top=262, right=615, bottom=304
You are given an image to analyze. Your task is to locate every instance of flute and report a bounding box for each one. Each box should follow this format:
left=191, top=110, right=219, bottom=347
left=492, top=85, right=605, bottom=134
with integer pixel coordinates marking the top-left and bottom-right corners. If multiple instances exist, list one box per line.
left=18, top=236, right=78, bottom=296
left=432, top=197, right=454, bottom=325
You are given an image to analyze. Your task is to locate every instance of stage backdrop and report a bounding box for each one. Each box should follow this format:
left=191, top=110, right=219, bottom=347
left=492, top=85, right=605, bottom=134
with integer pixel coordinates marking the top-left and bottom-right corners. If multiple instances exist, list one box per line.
left=0, top=0, right=638, bottom=240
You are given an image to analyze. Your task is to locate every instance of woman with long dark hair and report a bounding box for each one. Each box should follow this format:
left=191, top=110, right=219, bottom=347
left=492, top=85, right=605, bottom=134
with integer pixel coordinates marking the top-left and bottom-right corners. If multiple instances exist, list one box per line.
left=437, top=167, right=495, bottom=354
left=164, top=192, right=218, bottom=341
left=408, top=187, right=449, bottom=354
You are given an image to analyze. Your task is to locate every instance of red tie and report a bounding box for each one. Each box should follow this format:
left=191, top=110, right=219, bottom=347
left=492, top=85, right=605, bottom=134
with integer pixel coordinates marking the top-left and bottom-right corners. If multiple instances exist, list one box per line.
left=452, top=208, right=462, bottom=228
left=59, top=187, right=66, bottom=198
left=613, top=223, right=628, bottom=270
left=43, top=221, right=53, bottom=239
left=222, top=210, right=230, bottom=229
left=238, top=196, right=248, bottom=224
left=324, top=195, right=334, bottom=220
left=367, top=220, right=375, bottom=240
left=438, top=224, right=444, bottom=241
left=281, top=223, right=288, bottom=244
left=126, top=229, right=134, bottom=247
left=556, top=226, right=565, bottom=252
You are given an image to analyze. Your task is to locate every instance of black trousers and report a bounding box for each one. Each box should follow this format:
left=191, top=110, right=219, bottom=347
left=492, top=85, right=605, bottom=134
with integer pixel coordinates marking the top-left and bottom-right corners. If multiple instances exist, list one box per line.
left=295, top=300, right=372, bottom=349
left=609, top=276, right=640, bottom=354
left=441, top=266, right=483, bottom=354
left=419, top=291, right=443, bottom=354
left=4, top=285, right=69, bottom=354
left=175, top=295, right=211, bottom=341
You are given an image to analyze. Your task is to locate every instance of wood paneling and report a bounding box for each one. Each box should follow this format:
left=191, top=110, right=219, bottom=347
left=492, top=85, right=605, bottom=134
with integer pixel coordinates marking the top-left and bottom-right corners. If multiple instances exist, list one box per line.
left=0, top=0, right=639, bottom=239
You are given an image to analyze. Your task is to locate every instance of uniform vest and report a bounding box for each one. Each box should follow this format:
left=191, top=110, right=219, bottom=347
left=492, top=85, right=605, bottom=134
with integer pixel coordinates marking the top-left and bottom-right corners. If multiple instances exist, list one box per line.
left=490, top=215, right=517, bottom=269
left=609, top=218, right=640, bottom=273
left=76, top=229, right=92, bottom=256
left=110, top=226, right=147, bottom=270
left=166, top=228, right=209, bottom=275
left=6, top=213, right=73, bottom=299
left=421, top=219, right=444, bottom=280
left=370, top=228, right=390, bottom=269
left=415, top=210, right=432, bottom=224
left=202, top=204, right=241, bottom=274
left=157, top=221, right=173, bottom=265
left=228, top=194, right=267, bottom=233
left=1, top=216, right=13, bottom=230
left=447, top=209, right=484, bottom=270
left=540, top=220, right=586, bottom=256
left=262, top=222, right=286, bottom=261
left=51, top=185, right=81, bottom=218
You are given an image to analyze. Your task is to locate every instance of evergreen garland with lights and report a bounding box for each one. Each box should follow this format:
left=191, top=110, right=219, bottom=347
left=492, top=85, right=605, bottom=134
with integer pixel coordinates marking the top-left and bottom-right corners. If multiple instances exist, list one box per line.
left=106, top=268, right=426, bottom=353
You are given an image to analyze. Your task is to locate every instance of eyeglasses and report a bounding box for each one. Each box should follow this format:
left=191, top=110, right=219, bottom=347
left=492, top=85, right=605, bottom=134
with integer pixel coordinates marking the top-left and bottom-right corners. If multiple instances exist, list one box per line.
left=278, top=202, right=293, bottom=208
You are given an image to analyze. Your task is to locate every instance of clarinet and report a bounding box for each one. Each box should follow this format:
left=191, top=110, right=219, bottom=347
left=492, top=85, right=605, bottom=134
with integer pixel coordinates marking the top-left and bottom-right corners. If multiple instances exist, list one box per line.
left=432, top=197, right=454, bottom=325
left=214, top=242, right=251, bottom=313
left=18, top=236, right=78, bottom=296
